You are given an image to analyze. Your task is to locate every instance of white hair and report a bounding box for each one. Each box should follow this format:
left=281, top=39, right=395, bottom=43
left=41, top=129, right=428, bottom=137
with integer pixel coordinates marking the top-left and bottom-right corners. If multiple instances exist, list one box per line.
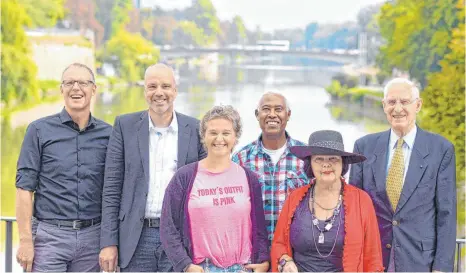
left=257, top=90, right=291, bottom=112
left=383, top=78, right=420, bottom=99
left=144, top=63, right=176, bottom=86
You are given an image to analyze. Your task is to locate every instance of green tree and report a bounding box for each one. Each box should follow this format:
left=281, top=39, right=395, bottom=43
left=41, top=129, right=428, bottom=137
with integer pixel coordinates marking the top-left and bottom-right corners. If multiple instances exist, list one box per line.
left=150, top=16, right=178, bottom=45
left=100, top=30, right=160, bottom=82
left=231, top=16, right=247, bottom=43
left=189, top=0, right=221, bottom=45
left=20, top=0, right=65, bottom=27
left=1, top=0, right=39, bottom=105
left=94, top=0, right=116, bottom=42
left=377, top=0, right=460, bottom=87
left=419, top=0, right=465, bottom=223
left=110, top=0, right=132, bottom=37
left=173, top=21, right=206, bottom=46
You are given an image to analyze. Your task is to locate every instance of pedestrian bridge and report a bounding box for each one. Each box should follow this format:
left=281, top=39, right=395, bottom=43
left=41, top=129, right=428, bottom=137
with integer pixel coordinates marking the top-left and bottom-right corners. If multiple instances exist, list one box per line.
left=159, top=46, right=360, bottom=64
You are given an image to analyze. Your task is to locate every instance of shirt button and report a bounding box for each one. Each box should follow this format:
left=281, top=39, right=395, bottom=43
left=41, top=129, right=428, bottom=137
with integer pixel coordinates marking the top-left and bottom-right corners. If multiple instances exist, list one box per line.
left=78, top=162, right=82, bottom=167
left=392, top=220, right=399, bottom=226
left=386, top=244, right=392, bottom=249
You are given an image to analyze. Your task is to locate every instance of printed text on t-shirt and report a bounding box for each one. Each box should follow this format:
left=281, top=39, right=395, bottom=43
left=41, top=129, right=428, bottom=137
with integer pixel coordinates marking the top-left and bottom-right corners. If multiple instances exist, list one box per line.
left=197, top=186, right=244, bottom=206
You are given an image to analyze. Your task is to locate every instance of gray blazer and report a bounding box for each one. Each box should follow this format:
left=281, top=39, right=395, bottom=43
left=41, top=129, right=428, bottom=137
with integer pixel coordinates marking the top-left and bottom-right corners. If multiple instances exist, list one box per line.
left=349, top=126, right=456, bottom=272
left=100, top=110, right=206, bottom=268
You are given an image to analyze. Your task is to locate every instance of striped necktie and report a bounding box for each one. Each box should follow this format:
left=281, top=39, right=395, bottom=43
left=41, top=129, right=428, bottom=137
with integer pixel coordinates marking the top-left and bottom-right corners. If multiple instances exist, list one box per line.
left=386, top=138, right=404, bottom=211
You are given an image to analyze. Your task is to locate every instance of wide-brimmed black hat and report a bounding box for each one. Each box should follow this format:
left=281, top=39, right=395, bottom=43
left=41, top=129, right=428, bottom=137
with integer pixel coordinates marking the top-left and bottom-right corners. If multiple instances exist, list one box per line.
left=290, top=130, right=366, bottom=164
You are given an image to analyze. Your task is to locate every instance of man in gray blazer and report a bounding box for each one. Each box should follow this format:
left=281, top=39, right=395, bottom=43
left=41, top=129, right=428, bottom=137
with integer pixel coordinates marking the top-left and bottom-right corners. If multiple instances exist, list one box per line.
left=350, top=78, right=456, bottom=272
left=99, top=63, right=206, bottom=272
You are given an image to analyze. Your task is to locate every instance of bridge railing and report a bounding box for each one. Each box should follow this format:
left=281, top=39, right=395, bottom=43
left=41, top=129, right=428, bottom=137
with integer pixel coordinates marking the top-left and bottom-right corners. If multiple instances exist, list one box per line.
left=1, top=217, right=465, bottom=272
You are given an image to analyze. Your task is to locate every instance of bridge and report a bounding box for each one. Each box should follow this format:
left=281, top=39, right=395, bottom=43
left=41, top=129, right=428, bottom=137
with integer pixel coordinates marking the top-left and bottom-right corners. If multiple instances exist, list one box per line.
left=158, top=46, right=360, bottom=64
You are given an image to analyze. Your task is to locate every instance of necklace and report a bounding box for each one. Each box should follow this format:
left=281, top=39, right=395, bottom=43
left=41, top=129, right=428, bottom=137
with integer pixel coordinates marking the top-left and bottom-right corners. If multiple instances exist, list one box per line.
left=309, top=182, right=343, bottom=244
left=314, top=200, right=339, bottom=211
left=311, top=207, right=342, bottom=258
left=309, top=182, right=344, bottom=257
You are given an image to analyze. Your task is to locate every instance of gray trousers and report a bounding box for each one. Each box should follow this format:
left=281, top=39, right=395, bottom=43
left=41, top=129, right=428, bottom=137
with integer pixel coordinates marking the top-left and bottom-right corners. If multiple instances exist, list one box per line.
left=32, top=220, right=100, bottom=272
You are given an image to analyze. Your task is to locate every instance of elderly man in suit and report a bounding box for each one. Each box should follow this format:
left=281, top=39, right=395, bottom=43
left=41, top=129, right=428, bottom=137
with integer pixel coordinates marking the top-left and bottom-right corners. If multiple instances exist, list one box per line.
left=350, top=78, right=456, bottom=272
left=99, top=63, right=206, bottom=272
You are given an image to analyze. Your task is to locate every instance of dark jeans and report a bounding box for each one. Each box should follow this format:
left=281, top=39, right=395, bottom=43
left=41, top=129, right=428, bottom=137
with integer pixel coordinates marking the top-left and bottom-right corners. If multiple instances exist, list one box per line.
left=120, top=225, right=173, bottom=272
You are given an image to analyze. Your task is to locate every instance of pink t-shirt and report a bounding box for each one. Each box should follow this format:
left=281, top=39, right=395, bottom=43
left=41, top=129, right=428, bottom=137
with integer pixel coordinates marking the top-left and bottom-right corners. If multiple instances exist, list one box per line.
left=188, top=162, right=252, bottom=268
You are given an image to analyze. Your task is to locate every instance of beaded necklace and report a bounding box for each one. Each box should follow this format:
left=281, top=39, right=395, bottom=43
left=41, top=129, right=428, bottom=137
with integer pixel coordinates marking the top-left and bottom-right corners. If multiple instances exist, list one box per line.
left=309, top=181, right=344, bottom=257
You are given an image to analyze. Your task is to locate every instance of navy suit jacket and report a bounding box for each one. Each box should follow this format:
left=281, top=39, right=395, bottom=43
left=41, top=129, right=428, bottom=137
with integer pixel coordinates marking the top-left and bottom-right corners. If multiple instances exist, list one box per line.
left=100, top=110, right=207, bottom=268
left=349, top=126, right=456, bottom=272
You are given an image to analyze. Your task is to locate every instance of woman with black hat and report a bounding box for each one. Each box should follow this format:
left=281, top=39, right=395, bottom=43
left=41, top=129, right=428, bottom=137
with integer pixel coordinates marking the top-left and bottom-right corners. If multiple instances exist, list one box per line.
left=270, top=130, right=384, bottom=272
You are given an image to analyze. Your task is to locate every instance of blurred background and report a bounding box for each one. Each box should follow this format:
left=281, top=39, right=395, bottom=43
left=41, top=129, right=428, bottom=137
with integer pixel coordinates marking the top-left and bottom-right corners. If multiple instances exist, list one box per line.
left=1, top=0, right=464, bottom=271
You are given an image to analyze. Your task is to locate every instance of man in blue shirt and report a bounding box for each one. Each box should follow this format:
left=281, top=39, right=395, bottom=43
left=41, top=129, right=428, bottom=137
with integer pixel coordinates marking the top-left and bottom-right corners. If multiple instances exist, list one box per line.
left=15, top=63, right=112, bottom=272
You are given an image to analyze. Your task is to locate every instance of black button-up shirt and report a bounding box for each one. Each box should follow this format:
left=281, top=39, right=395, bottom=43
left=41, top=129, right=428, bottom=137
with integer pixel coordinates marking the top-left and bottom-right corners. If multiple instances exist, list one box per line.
left=16, top=108, right=112, bottom=220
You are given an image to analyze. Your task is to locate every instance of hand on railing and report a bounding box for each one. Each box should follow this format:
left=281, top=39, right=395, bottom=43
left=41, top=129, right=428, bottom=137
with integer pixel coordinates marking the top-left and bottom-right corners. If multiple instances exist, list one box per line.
left=16, top=238, right=34, bottom=272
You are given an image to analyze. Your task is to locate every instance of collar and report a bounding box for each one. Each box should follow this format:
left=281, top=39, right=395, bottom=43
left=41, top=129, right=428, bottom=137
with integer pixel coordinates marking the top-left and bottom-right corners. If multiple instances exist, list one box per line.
left=251, top=131, right=293, bottom=156
left=59, top=107, right=96, bottom=127
left=148, top=111, right=178, bottom=133
left=389, top=125, right=417, bottom=150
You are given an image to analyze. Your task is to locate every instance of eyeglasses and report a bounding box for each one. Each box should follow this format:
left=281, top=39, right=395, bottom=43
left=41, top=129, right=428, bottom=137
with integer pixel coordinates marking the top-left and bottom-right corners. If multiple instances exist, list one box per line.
left=312, top=156, right=341, bottom=164
left=62, top=80, right=94, bottom=89
left=384, top=98, right=418, bottom=107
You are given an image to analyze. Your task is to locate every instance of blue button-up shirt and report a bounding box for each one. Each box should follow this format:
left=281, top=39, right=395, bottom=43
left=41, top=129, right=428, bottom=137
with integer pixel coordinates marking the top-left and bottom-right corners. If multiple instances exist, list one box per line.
left=15, top=108, right=112, bottom=220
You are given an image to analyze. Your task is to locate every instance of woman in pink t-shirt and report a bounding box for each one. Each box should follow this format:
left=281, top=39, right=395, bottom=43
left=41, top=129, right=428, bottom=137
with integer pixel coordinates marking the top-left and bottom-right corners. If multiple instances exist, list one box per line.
left=160, top=105, right=269, bottom=273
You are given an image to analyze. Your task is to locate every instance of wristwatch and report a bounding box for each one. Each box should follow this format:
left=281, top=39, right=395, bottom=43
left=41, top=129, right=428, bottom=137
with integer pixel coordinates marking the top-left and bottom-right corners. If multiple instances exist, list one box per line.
left=279, top=258, right=293, bottom=268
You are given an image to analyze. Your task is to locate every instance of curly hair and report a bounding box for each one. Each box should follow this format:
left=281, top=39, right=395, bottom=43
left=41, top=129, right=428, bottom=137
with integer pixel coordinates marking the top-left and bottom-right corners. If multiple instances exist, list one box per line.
left=199, top=105, right=242, bottom=148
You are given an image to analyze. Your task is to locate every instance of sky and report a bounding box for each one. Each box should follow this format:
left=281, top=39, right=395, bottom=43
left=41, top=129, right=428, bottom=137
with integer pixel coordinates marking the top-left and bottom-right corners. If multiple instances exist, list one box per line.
left=140, top=0, right=386, bottom=32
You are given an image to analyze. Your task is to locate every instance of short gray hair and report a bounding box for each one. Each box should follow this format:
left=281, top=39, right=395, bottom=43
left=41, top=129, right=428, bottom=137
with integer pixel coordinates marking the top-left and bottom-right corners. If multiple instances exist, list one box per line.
left=144, top=63, right=176, bottom=87
left=200, top=105, right=243, bottom=141
left=257, top=90, right=291, bottom=112
left=383, top=78, right=420, bottom=99
left=61, top=63, right=95, bottom=82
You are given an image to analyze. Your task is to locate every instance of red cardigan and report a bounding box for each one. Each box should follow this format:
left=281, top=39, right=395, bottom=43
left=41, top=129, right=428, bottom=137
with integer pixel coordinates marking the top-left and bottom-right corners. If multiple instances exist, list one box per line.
left=271, top=182, right=385, bottom=272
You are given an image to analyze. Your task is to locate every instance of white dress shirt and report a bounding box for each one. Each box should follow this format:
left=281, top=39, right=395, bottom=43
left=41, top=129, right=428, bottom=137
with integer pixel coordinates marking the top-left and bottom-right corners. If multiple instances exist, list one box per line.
left=145, top=112, right=179, bottom=218
left=386, top=125, right=417, bottom=186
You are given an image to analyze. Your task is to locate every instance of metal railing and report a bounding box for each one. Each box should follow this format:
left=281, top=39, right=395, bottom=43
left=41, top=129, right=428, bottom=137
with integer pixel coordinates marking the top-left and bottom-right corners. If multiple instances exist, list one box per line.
left=457, top=238, right=466, bottom=272
left=1, top=217, right=465, bottom=272
left=1, top=217, right=16, bottom=273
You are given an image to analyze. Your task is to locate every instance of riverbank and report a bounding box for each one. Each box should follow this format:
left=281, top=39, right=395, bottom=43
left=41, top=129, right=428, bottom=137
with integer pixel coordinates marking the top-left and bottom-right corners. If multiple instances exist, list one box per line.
left=325, top=79, right=384, bottom=107
left=1, top=80, right=62, bottom=117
